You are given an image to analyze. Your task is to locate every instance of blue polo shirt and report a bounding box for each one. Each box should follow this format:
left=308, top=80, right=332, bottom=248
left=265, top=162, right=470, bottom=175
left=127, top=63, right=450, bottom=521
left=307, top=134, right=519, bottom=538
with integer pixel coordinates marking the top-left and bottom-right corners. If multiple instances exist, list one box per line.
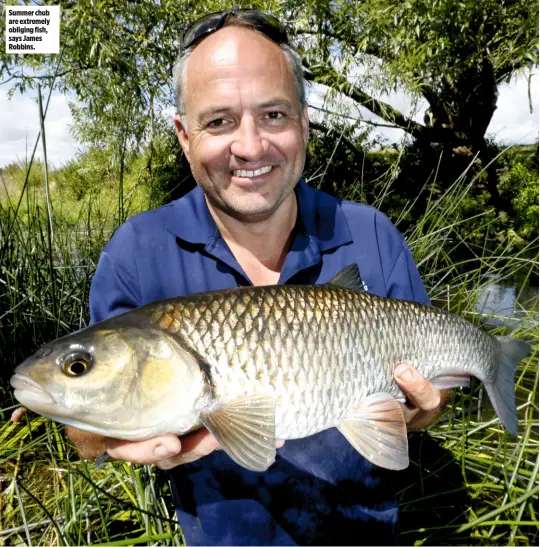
left=90, top=178, right=429, bottom=546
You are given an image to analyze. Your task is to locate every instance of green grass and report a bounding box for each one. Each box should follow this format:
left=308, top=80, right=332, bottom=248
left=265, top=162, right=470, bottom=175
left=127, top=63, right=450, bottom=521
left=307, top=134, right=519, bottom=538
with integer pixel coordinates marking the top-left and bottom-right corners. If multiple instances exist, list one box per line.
left=0, top=123, right=538, bottom=544
left=0, top=416, right=183, bottom=545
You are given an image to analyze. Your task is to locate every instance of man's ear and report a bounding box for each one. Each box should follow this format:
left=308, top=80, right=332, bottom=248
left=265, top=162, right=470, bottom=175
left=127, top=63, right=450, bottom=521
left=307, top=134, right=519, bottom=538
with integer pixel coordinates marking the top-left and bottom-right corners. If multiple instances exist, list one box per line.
left=301, top=105, right=309, bottom=144
left=174, top=114, right=190, bottom=163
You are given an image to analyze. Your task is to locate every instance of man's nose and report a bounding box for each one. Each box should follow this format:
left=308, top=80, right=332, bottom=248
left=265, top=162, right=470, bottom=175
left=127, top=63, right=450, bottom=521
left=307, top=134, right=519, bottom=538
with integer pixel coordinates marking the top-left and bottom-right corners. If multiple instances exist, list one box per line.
left=230, top=117, right=267, bottom=161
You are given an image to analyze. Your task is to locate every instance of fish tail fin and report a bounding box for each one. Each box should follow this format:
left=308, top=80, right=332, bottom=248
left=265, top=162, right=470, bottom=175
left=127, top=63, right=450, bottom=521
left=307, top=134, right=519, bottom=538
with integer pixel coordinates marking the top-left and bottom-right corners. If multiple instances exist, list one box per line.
left=484, top=336, right=531, bottom=436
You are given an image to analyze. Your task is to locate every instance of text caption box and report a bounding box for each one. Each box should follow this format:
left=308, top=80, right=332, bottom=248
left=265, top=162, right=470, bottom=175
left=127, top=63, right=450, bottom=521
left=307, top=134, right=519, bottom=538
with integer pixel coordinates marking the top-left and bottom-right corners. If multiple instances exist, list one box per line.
left=5, top=6, right=60, bottom=54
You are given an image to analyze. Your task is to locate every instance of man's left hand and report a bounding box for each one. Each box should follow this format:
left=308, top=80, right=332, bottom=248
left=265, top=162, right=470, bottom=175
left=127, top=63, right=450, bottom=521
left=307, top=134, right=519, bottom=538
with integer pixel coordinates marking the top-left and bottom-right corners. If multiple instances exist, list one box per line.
left=394, top=364, right=451, bottom=430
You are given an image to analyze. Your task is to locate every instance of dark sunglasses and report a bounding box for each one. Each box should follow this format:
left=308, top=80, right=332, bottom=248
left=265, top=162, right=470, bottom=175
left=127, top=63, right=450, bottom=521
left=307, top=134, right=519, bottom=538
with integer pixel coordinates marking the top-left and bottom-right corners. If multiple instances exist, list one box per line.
left=181, top=9, right=289, bottom=51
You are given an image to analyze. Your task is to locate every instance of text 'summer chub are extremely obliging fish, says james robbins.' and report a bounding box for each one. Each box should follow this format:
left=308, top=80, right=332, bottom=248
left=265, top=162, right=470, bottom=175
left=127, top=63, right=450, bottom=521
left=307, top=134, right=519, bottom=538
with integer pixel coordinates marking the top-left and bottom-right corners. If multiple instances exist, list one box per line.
left=5, top=6, right=60, bottom=54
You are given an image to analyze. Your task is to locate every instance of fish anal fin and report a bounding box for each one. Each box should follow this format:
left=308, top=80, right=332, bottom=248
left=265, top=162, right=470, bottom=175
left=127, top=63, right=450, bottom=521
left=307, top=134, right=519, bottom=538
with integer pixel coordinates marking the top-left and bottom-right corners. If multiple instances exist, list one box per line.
left=338, top=393, right=408, bottom=470
left=200, top=393, right=277, bottom=472
left=430, top=372, right=471, bottom=390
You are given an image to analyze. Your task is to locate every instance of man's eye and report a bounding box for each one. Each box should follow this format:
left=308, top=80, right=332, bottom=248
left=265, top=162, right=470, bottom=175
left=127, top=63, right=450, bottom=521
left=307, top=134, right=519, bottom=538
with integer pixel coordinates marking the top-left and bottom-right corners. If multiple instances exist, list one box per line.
left=267, top=112, right=284, bottom=121
left=208, top=119, right=225, bottom=128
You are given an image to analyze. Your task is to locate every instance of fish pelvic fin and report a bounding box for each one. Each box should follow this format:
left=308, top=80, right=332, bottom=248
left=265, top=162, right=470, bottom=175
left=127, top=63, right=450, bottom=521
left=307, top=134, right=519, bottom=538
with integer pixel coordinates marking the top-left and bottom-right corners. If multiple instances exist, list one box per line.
left=200, top=393, right=277, bottom=472
left=485, top=336, right=531, bottom=437
left=338, top=393, right=408, bottom=471
left=326, top=264, right=364, bottom=291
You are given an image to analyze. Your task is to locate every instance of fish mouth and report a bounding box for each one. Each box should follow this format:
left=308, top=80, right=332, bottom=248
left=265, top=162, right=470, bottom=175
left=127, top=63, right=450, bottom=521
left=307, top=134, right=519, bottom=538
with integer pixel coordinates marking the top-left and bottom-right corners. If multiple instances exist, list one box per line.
left=10, top=374, right=56, bottom=408
left=9, top=374, right=159, bottom=440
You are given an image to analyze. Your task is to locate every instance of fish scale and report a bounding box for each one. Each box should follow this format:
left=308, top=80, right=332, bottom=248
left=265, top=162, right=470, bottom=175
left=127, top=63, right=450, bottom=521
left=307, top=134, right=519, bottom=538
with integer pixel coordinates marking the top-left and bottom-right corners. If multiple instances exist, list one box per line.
left=11, top=265, right=530, bottom=472
left=148, top=284, right=490, bottom=439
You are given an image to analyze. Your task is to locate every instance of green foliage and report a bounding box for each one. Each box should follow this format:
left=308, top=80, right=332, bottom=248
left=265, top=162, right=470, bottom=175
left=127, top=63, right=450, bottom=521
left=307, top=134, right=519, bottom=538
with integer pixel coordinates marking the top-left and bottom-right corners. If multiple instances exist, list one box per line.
left=2, top=0, right=537, bottom=162
left=497, top=144, right=539, bottom=242
left=305, top=124, right=537, bottom=256
left=55, top=148, right=116, bottom=201
left=351, top=0, right=538, bottom=89
left=301, top=0, right=538, bottom=152
left=0, top=151, right=537, bottom=545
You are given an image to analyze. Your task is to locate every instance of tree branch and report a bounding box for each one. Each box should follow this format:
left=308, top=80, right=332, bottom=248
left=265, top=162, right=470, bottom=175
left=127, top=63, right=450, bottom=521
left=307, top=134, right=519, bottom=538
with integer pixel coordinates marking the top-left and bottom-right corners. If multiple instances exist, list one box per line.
left=309, top=104, right=398, bottom=128
left=308, top=120, right=365, bottom=164
left=305, top=62, right=426, bottom=139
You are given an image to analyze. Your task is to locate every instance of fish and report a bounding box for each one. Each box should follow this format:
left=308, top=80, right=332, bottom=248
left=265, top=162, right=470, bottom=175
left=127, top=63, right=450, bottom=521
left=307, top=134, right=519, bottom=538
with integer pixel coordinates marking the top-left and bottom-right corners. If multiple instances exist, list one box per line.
left=10, top=265, right=531, bottom=472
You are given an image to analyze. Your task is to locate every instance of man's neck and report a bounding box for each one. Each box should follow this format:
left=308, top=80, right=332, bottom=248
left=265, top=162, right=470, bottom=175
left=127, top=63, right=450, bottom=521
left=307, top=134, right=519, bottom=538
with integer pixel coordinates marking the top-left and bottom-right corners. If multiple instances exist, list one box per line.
left=206, top=194, right=297, bottom=286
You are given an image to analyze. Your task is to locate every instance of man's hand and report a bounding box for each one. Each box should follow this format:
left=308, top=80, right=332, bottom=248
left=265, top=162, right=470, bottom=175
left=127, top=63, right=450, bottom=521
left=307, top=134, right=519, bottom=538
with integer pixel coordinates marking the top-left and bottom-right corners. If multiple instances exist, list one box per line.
left=65, top=426, right=285, bottom=470
left=65, top=426, right=222, bottom=469
left=394, top=364, right=451, bottom=430
left=107, top=429, right=218, bottom=470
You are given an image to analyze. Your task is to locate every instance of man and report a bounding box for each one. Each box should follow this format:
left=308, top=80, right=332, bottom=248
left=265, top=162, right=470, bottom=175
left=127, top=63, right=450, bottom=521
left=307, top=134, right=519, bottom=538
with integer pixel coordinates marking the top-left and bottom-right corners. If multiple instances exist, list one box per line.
left=67, top=9, right=449, bottom=545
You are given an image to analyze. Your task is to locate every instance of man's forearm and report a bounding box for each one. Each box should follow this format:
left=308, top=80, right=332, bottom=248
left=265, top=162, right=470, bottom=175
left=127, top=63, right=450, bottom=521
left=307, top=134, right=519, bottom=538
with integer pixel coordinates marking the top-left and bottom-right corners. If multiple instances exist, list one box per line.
left=65, top=426, right=107, bottom=459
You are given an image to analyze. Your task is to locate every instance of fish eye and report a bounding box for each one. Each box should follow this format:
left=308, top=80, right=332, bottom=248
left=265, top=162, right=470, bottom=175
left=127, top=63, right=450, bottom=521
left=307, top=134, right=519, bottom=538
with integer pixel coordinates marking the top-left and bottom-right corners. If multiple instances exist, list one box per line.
left=62, top=352, right=92, bottom=377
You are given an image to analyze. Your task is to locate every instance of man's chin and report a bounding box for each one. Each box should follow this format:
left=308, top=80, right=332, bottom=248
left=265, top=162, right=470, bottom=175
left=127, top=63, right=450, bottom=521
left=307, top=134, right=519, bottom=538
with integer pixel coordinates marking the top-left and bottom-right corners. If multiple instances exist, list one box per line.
left=222, top=201, right=281, bottom=223
left=208, top=190, right=287, bottom=223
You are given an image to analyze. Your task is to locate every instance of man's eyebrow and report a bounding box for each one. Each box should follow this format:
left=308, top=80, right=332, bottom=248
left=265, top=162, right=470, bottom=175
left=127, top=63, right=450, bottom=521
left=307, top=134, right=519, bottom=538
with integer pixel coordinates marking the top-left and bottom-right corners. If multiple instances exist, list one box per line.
left=258, top=99, right=293, bottom=109
left=197, top=106, right=231, bottom=121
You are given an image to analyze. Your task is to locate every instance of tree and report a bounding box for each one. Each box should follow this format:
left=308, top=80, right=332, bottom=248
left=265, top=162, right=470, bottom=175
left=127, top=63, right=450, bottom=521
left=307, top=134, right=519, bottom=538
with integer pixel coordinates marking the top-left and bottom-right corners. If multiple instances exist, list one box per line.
left=1, top=0, right=537, bottom=205
left=292, top=0, right=538, bottom=206
left=296, top=0, right=537, bottom=149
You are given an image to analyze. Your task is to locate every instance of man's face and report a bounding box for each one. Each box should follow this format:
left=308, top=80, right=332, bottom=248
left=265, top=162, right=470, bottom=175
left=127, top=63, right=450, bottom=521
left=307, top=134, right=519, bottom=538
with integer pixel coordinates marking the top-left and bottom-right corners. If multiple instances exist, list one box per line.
left=175, top=26, right=309, bottom=223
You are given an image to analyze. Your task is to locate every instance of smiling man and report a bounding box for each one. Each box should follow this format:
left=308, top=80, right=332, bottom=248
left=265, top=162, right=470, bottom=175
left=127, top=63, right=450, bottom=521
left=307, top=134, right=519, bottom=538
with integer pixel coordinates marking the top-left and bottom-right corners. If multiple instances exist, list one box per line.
left=67, top=9, right=448, bottom=546
left=176, top=26, right=308, bottom=225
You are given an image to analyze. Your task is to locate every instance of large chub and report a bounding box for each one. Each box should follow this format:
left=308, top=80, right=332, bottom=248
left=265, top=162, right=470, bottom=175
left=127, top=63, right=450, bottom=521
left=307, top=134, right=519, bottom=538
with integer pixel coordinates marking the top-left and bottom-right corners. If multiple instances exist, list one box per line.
left=484, top=336, right=531, bottom=436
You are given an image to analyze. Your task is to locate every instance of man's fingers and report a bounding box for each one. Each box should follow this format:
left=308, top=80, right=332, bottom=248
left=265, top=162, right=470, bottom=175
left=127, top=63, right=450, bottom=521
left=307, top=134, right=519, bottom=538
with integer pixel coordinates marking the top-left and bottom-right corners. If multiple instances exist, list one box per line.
left=106, top=434, right=182, bottom=465
left=394, top=364, right=440, bottom=411
left=156, top=429, right=220, bottom=470
left=156, top=434, right=286, bottom=470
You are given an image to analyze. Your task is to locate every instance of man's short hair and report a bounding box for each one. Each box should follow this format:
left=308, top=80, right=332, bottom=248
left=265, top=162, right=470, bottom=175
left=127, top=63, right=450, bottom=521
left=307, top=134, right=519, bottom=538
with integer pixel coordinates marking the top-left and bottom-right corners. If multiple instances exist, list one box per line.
left=173, top=14, right=306, bottom=126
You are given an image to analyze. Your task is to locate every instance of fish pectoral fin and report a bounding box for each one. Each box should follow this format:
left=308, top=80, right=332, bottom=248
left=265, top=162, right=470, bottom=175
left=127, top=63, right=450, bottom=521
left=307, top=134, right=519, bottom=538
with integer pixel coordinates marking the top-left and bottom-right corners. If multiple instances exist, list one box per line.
left=338, top=393, right=408, bottom=471
left=200, top=393, right=277, bottom=472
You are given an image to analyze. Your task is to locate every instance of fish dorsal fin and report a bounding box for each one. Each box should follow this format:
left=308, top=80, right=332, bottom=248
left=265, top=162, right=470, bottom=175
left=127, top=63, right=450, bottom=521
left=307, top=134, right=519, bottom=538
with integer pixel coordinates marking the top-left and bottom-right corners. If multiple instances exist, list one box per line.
left=338, top=392, right=408, bottom=470
left=327, top=264, right=364, bottom=291
left=200, top=393, right=277, bottom=472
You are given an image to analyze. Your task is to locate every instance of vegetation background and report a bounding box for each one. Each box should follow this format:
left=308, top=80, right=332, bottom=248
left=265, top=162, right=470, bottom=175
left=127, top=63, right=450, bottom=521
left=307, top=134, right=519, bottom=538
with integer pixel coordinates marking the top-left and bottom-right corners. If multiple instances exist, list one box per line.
left=0, top=0, right=538, bottom=545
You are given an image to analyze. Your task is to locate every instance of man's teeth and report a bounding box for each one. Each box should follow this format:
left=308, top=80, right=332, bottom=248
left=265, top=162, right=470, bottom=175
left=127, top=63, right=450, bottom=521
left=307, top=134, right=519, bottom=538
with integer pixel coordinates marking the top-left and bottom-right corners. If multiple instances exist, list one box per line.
left=233, top=166, right=273, bottom=178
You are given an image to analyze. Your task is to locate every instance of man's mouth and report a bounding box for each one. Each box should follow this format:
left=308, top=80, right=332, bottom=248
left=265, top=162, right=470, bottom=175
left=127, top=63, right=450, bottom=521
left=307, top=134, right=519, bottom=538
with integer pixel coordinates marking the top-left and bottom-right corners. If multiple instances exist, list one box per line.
left=232, top=166, right=274, bottom=178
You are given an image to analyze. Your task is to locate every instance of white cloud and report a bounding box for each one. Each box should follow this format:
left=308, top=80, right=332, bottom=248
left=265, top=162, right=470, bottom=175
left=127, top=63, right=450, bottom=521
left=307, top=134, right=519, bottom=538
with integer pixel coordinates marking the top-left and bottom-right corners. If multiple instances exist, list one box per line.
left=0, top=71, right=537, bottom=169
left=0, top=90, right=79, bottom=169
left=309, top=71, right=538, bottom=146
left=488, top=72, right=539, bottom=144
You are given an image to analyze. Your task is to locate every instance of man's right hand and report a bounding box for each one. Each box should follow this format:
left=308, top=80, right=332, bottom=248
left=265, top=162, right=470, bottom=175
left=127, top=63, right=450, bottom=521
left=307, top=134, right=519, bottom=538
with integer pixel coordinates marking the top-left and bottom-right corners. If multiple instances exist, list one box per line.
left=66, top=426, right=286, bottom=470
left=107, top=428, right=222, bottom=469
left=65, top=426, right=221, bottom=470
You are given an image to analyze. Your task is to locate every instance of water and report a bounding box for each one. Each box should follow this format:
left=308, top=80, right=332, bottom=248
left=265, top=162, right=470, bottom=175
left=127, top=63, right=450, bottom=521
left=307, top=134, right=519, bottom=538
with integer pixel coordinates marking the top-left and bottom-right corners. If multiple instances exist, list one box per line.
left=469, top=277, right=538, bottom=427
left=476, top=276, right=539, bottom=330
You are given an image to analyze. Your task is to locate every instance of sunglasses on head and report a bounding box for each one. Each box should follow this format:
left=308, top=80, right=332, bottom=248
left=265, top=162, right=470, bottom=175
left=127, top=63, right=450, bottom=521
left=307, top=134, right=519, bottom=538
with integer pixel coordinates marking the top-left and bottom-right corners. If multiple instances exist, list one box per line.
left=181, top=9, right=289, bottom=51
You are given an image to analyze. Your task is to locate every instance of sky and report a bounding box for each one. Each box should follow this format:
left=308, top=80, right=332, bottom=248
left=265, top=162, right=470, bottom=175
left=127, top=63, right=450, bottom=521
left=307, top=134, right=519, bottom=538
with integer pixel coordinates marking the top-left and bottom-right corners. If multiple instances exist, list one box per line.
left=0, top=71, right=537, bottom=169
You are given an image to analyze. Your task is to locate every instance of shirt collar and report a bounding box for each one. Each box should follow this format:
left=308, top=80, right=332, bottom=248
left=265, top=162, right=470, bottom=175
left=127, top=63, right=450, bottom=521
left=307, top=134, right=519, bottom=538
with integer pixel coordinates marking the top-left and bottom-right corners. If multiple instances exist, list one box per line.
left=166, top=178, right=353, bottom=252
left=166, top=184, right=219, bottom=244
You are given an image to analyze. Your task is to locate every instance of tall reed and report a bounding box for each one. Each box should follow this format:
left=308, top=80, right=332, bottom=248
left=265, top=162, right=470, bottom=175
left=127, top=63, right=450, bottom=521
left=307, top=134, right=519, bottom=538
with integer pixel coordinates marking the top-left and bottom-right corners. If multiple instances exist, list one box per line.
left=0, top=130, right=537, bottom=544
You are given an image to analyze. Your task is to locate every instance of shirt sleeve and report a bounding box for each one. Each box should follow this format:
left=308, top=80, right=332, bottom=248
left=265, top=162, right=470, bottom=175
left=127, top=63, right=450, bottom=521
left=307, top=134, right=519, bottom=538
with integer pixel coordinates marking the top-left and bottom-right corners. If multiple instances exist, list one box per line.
left=385, top=241, right=430, bottom=305
left=89, top=222, right=142, bottom=325
left=374, top=211, right=430, bottom=305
